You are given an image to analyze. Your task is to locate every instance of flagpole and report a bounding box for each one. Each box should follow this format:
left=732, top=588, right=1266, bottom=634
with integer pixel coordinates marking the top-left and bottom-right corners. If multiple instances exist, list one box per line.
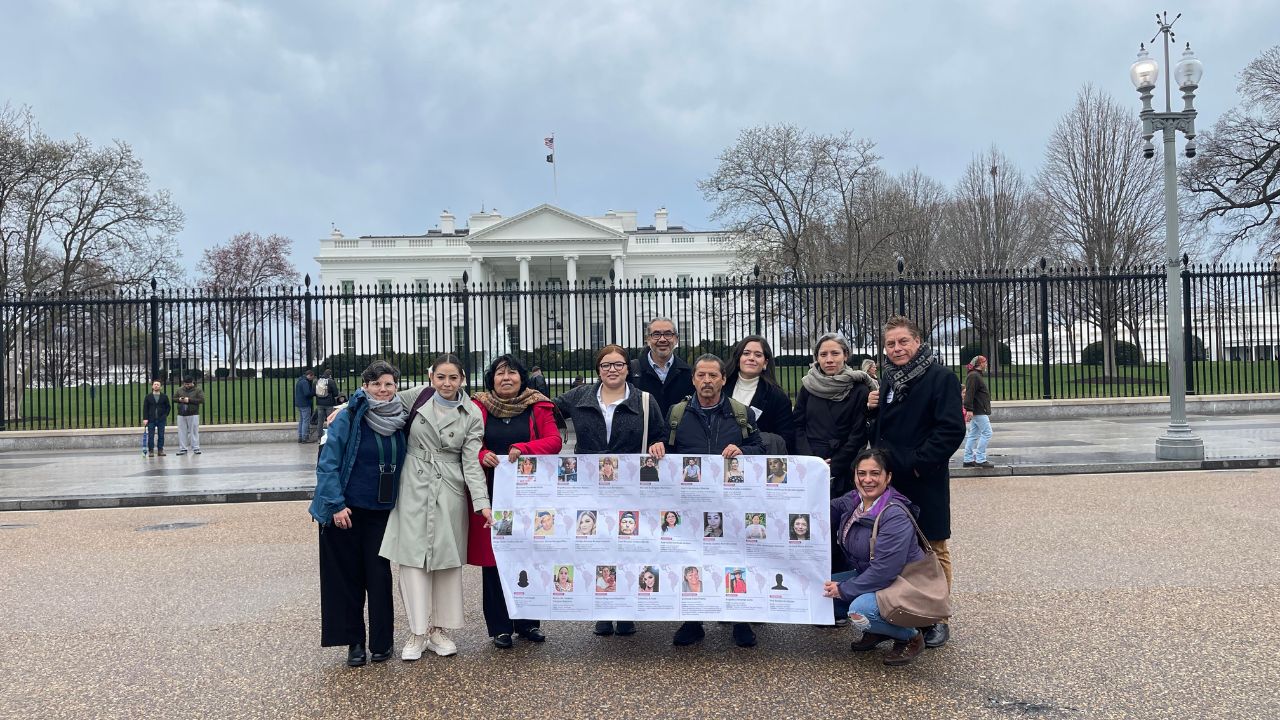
left=551, top=132, right=558, bottom=203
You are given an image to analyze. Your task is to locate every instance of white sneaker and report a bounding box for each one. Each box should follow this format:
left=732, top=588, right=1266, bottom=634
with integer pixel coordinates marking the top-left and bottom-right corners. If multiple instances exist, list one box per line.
left=426, top=628, right=457, bottom=656
left=401, top=633, right=428, bottom=661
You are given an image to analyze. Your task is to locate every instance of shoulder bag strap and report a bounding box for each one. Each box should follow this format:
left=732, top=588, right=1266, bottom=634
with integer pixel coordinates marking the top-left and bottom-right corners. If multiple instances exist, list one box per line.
left=869, top=501, right=932, bottom=559
left=641, top=391, right=651, bottom=453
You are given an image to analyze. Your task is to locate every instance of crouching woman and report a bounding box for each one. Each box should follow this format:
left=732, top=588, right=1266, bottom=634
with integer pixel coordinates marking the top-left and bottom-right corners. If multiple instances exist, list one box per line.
left=823, top=448, right=928, bottom=666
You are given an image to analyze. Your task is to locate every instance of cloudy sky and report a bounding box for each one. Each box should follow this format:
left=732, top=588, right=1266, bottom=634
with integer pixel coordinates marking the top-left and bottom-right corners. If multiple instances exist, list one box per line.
left=5, top=0, right=1277, bottom=278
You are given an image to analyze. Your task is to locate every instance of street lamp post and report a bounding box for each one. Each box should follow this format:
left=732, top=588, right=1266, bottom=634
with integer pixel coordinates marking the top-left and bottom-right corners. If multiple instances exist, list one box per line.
left=1130, top=11, right=1205, bottom=460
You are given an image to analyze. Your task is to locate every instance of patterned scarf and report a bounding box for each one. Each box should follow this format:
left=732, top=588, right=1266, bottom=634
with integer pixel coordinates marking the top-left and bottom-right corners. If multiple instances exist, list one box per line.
left=473, top=388, right=551, bottom=419
left=882, top=344, right=938, bottom=400
left=800, top=364, right=873, bottom=402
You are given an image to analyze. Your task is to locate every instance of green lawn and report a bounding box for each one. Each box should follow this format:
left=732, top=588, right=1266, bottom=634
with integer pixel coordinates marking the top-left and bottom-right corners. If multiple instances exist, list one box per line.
left=7, top=361, right=1277, bottom=430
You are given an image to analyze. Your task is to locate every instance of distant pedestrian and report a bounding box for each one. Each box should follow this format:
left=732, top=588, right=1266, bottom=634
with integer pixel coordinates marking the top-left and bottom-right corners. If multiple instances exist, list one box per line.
left=860, top=358, right=878, bottom=379
left=295, top=369, right=317, bottom=443
left=142, top=380, right=171, bottom=457
left=315, top=369, right=340, bottom=419
left=175, top=375, right=204, bottom=455
left=526, top=365, right=551, bottom=396
left=962, top=355, right=994, bottom=469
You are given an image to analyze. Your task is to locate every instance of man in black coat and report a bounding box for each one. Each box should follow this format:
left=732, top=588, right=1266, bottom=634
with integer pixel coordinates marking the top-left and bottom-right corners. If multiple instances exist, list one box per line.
left=664, top=354, right=765, bottom=649
left=868, top=315, right=965, bottom=649
left=630, top=317, right=694, bottom=417
left=142, top=379, right=171, bottom=457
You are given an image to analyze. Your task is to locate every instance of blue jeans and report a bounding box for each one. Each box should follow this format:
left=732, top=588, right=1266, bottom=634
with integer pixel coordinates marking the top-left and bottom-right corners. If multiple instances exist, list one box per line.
left=962, top=414, right=992, bottom=462
left=297, top=406, right=313, bottom=441
left=831, top=570, right=917, bottom=642
left=146, top=422, right=166, bottom=451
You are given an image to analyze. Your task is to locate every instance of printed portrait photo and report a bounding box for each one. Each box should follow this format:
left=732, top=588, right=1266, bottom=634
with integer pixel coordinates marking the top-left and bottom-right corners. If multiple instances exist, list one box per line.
left=772, top=573, right=788, bottom=591
left=639, top=454, right=660, bottom=482
left=617, top=510, right=640, bottom=537
left=788, top=513, right=811, bottom=541
left=660, top=510, right=681, bottom=534
left=723, top=456, right=745, bottom=483
left=744, top=512, right=767, bottom=540
left=766, top=457, right=788, bottom=484
left=682, top=566, right=704, bottom=594
left=557, top=456, right=578, bottom=483
left=576, top=510, right=598, bottom=537
left=595, top=565, right=617, bottom=593
left=598, top=455, right=620, bottom=481
left=638, top=565, right=661, bottom=593
left=682, top=456, right=702, bottom=483
left=724, top=567, right=747, bottom=594
left=517, top=456, right=538, bottom=477
left=554, top=565, right=574, bottom=593
left=533, top=509, right=556, bottom=537
left=703, top=511, right=724, bottom=538
left=491, top=510, right=513, bottom=536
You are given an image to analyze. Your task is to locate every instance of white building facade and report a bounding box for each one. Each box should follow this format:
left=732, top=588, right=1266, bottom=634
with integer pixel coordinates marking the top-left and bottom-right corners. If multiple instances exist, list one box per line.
left=315, top=204, right=746, bottom=357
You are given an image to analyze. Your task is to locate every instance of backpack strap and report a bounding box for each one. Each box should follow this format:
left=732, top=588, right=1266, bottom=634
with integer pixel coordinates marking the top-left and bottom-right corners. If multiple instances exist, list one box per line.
left=409, top=387, right=436, bottom=416
left=726, top=397, right=752, bottom=439
left=667, top=398, right=690, bottom=446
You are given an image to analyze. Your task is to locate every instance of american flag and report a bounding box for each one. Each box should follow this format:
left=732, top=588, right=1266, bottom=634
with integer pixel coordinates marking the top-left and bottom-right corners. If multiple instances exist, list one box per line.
left=544, top=137, right=554, bottom=150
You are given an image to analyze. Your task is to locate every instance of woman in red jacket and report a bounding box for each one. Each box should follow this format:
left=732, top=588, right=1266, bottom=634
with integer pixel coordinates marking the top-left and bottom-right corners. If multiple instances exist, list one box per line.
left=469, top=354, right=563, bottom=649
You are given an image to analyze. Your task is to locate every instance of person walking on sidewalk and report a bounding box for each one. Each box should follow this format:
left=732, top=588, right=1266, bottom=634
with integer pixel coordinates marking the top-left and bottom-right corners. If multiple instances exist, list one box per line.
left=962, top=356, right=994, bottom=469
left=175, top=375, right=204, bottom=456
left=142, top=380, right=171, bottom=457
left=295, top=369, right=317, bottom=443
left=867, top=316, right=965, bottom=650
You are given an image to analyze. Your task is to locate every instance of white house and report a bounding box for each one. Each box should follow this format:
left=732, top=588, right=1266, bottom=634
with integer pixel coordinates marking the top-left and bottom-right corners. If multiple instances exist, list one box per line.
left=315, top=204, right=744, bottom=356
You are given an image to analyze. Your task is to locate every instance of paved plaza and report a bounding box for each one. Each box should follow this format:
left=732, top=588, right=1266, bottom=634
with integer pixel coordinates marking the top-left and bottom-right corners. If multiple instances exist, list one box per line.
left=1, top=468, right=1277, bottom=719
left=3, top=412, right=1280, bottom=510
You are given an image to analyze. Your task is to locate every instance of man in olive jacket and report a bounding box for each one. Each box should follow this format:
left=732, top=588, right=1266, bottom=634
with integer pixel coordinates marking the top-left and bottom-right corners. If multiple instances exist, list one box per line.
left=175, top=375, right=205, bottom=455
left=867, top=315, right=965, bottom=649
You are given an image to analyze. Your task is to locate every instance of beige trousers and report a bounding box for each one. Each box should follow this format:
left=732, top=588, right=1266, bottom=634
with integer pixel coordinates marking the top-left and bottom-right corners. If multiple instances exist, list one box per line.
left=397, top=564, right=463, bottom=633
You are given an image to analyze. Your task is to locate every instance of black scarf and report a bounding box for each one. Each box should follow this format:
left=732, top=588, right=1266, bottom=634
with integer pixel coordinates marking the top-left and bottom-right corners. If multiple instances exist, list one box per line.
left=883, top=344, right=938, bottom=400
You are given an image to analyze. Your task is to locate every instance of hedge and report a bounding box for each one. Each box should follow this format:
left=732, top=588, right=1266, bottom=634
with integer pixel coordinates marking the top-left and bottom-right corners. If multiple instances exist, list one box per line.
left=1081, top=340, right=1142, bottom=366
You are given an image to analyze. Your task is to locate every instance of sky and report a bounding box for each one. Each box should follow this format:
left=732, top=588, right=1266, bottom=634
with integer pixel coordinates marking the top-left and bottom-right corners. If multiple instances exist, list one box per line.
left=4, top=0, right=1277, bottom=279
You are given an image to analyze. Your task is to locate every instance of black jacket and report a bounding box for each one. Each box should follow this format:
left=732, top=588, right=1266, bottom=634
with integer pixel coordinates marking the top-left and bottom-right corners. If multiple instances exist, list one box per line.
left=143, top=393, right=171, bottom=424
left=527, top=372, right=551, bottom=397
left=871, top=362, right=965, bottom=541
left=793, top=382, right=872, bottom=493
left=664, top=396, right=766, bottom=456
left=725, top=378, right=797, bottom=453
left=630, top=353, right=694, bottom=417
left=555, top=382, right=665, bottom=454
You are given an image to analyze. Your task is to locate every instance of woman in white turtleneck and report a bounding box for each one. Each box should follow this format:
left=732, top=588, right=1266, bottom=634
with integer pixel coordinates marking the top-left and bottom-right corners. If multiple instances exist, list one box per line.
left=723, top=335, right=796, bottom=453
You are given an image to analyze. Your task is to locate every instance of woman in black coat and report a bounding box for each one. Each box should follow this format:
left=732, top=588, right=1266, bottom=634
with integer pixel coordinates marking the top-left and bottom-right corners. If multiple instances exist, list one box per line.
left=553, top=344, right=665, bottom=638
left=792, top=332, right=876, bottom=498
left=724, top=335, right=796, bottom=454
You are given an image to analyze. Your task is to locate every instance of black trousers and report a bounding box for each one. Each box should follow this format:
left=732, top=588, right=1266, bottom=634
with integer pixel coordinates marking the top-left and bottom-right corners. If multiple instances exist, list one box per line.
left=481, top=566, right=539, bottom=637
left=318, top=507, right=393, bottom=652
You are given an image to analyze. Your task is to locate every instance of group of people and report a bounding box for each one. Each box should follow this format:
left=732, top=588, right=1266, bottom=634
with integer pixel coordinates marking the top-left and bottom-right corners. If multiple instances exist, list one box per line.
left=310, top=314, right=968, bottom=668
left=140, top=376, right=205, bottom=456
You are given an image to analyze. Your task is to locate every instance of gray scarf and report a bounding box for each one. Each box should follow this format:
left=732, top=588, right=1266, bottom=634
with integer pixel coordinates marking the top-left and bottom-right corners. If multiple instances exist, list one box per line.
left=801, top=364, right=873, bottom=402
left=364, top=395, right=409, bottom=436
left=883, top=344, right=938, bottom=399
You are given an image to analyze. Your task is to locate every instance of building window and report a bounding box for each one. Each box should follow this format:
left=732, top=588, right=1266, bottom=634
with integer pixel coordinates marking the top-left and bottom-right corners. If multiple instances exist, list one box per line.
left=341, top=280, right=355, bottom=305
left=417, top=326, right=430, bottom=354
left=451, top=277, right=465, bottom=303
left=677, top=274, right=692, bottom=299
left=342, top=327, right=356, bottom=354
left=453, top=324, right=466, bottom=349
left=414, top=279, right=429, bottom=303
left=380, top=327, right=393, bottom=354
left=588, top=276, right=605, bottom=289
left=378, top=279, right=393, bottom=305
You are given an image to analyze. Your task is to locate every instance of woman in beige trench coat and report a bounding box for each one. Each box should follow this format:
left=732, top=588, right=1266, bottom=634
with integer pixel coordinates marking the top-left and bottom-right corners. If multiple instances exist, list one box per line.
left=380, top=354, right=492, bottom=660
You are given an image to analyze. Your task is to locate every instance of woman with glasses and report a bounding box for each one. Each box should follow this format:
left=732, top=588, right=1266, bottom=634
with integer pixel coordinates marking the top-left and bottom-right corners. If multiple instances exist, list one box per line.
left=554, top=343, right=666, bottom=637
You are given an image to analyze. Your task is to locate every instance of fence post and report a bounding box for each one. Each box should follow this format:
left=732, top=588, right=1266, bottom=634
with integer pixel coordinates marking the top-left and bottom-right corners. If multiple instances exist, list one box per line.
left=1038, top=258, right=1052, bottom=400
left=752, top=264, right=762, bottom=335
left=896, top=257, right=906, bottom=315
left=148, top=278, right=161, bottom=382
left=1181, top=254, right=1194, bottom=395
left=303, top=274, right=314, bottom=368
left=0, top=301, right=6, bottom=431
left=460, top=271, right=472, bottom=385
left=608, top=269, right=618, bottom=342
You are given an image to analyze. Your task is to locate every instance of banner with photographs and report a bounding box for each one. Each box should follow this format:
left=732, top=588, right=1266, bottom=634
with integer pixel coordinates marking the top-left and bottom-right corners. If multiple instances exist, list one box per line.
left=490, top=454, right=834, bottom=624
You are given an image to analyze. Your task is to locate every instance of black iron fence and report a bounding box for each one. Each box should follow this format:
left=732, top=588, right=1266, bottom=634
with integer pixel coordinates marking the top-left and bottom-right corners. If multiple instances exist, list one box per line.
left=2, top=260, right=1279, bottom=430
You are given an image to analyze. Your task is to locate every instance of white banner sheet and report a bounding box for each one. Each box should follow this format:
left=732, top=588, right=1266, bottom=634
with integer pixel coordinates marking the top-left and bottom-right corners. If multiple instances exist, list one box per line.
left=491, top=454, right=834, bottom=624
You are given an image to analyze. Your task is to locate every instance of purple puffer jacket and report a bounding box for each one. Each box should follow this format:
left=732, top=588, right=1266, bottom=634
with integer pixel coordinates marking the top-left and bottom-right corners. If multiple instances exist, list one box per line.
left=830, top=486, right=926, bottom=600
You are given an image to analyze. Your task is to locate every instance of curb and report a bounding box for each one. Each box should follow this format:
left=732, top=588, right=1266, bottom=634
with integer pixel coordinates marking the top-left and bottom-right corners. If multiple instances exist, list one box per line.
left=950, top=455, right=1280, bottom=478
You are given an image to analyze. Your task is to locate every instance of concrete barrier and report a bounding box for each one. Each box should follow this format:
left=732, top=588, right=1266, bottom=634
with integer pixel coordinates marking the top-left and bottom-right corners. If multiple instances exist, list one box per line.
left=0, top=423, right=301, bottom=451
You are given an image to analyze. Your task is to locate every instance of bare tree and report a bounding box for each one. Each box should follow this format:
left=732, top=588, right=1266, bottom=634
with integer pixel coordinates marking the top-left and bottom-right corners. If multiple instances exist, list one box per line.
left=1039, top=86, right=1165, bottom=375
left=1183, top=45, right=1280, bottom=258
left=198, top=232, right=300, bottom=376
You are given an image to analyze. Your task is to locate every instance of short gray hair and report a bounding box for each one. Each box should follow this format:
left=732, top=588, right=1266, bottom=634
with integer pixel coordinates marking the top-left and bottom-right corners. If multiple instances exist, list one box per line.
left=646, top=316, right=679, bottom=335
left=693, top=353, right=725, bottom=375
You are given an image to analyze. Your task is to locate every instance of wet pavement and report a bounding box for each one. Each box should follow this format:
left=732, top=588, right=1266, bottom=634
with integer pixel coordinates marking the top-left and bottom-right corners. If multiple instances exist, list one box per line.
left=1, top=468, right=1276, bottom=719
left=3, top=413, right=1280, bottom=509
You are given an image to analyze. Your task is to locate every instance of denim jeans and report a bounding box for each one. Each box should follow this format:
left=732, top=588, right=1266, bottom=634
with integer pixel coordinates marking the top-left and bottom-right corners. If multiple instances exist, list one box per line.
left=298, top=406, right=314, bottom=441
left=146, top=422, right=166, bottom=451
left=830, top=569, right=917, bottom=642
left=962, top=413, right=993, bottom=462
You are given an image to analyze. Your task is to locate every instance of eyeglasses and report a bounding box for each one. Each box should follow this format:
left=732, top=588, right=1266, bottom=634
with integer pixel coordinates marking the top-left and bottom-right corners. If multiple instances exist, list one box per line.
left=648, top=331, right=677, bottom=339
left=598, top=362, right=627, bottom=372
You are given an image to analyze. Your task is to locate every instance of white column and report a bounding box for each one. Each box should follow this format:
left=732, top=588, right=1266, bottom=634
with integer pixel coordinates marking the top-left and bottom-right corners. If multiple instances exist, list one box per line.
left=564, top=254, right=579, bottom=351
left=611, top=253, right=625, bottom=283
left=517, top=255, right=532, bottom=352
left=470, top=257, right=484, bottom=285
